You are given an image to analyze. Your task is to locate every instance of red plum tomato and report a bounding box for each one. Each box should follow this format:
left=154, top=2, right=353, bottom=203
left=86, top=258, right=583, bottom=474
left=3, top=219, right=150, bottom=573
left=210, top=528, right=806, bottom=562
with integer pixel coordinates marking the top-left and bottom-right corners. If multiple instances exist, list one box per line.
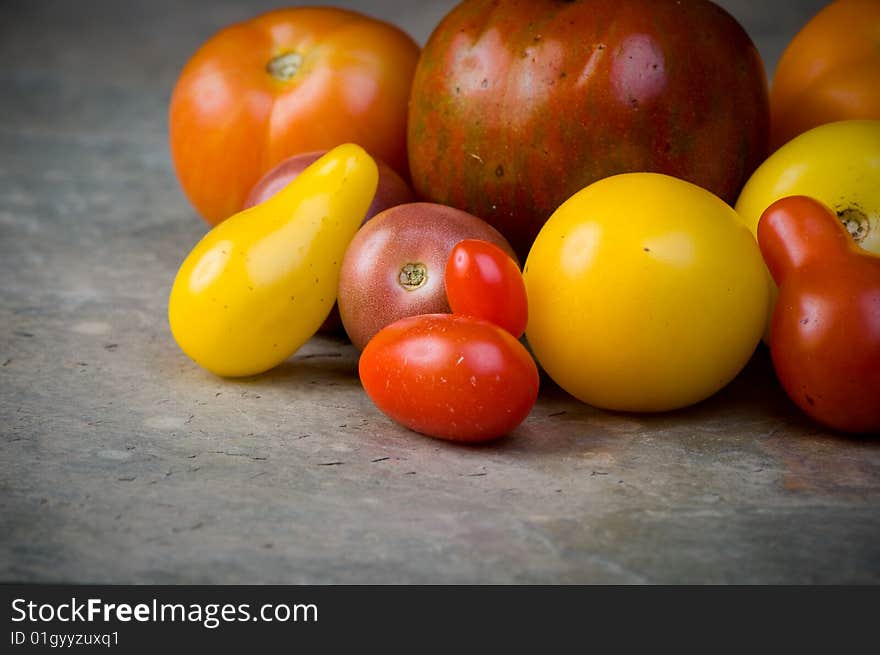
left=358, top=314, right=539, bottom=442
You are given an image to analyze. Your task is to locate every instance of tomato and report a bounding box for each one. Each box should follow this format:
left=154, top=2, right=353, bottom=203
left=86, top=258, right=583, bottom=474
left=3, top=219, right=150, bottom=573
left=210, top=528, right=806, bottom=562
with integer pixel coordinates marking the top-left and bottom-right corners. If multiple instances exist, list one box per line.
left=338, top=203, right=515, bottom=351
left=524, top=173, right=767, bottom=412
left=408, top=0, right=769, bottom=258
left=168, top=144, right=378, bottom=377
left=758, top=196, right=880, bottom=434
left=735, top=120, right=880, bottom=337
left=170, top=7, right=419, bottom=225
left=445, top=239, right=527, bottom=338
left=359, top=314, right=539, bottom=442
left=770, top=0, right=880, bottom=150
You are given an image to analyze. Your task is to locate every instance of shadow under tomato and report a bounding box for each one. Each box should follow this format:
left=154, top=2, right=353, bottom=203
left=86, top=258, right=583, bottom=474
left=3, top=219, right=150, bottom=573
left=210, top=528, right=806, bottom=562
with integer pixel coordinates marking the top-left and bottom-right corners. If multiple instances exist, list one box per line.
left=230, top=335, right=360, bottom=390
left=531, top=347, right=799, bottom=431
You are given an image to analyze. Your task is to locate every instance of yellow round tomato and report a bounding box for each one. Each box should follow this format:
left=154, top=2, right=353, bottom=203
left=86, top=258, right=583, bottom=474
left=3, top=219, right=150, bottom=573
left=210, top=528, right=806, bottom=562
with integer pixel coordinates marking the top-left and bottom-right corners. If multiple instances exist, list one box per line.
left=735, top=120, right=880, bottom=337
left=736, top=120, right=880, bottom=253
left=524, top=173, right=767, bottom=412
left=169, top=144, right=378, bottom=377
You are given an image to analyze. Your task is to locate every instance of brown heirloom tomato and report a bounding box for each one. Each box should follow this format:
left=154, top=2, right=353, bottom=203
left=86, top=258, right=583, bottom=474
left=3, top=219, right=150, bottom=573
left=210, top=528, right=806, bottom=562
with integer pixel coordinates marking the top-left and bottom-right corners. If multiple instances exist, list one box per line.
left=338, top=203, right=515, bottom=351
left=359, top=314, right=539, bottom=443
left=170, top=7, right=419, bottom=224
left=408, top=0, right=769, bottom=258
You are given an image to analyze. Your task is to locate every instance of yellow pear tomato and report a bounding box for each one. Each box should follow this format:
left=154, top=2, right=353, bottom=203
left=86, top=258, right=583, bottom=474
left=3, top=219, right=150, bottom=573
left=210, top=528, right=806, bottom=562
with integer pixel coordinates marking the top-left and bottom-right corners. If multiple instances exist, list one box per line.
left=168, top=144, right=378, bottom=377
left=524, top=173, right=767, bottom=412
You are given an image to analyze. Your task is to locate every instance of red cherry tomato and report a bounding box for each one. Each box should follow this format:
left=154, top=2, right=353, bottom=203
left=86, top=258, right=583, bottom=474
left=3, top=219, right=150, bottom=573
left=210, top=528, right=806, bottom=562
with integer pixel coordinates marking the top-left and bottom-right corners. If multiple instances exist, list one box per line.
left=359, top=314, right=539, bottom=442
left=445, top=239, right=528, bottom=338
left=758, top=195, right=880, bottom=434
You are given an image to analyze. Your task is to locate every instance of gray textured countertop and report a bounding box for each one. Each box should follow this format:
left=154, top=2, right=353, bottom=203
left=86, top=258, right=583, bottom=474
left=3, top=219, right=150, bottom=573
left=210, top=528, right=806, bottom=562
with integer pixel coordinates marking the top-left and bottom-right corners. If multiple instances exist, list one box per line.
left=2, top=0, right=878, bottom=584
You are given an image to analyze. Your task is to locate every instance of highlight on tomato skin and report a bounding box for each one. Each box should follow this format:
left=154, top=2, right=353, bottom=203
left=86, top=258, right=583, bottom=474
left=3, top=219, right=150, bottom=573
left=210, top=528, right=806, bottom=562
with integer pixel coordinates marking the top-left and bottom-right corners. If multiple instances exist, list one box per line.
left=445, top=239, right=529, bottom=338
left=358, top=314, right=540, bottom=443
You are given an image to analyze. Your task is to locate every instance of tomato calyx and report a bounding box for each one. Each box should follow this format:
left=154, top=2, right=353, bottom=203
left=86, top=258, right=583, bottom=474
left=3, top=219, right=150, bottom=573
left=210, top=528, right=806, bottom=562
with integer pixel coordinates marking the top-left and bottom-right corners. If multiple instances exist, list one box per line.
left=398, top=262, right=428, bottom=290
left=836, top=205, right=871, bottom=244
left=266, top=51, right=303, bottom=82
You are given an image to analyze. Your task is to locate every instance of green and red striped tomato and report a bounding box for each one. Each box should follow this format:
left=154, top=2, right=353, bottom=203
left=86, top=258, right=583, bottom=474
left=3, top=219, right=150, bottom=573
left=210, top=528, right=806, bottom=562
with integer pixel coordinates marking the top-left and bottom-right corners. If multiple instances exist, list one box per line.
left=408, top=0, right=769, bottom=258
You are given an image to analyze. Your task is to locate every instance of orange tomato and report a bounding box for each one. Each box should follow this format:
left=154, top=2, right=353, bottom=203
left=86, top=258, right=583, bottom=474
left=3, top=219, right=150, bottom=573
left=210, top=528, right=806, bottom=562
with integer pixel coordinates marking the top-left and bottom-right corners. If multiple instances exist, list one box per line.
left=770, top=0, right=880, bottom=150
left=169, top=7, right=419, bottom=225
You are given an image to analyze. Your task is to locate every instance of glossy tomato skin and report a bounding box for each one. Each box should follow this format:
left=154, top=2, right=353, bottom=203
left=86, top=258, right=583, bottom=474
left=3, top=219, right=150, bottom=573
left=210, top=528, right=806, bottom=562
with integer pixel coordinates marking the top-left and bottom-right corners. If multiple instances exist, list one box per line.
left=445, top=239, right=527, bottom=338
left=408, top=0, right=769, bottom=258
left=770, top=0, right=880, bottom=150
left=758, top=196, right=880, bottom=434
left=359, top=314, right=539, bottom=442
left=339, top=203, right=516, bottom=350
left=524, top=173, right=767, bottom=413
left=170, top=7, right=419, bottom=225
left=168, top=144, right=379, bottom=377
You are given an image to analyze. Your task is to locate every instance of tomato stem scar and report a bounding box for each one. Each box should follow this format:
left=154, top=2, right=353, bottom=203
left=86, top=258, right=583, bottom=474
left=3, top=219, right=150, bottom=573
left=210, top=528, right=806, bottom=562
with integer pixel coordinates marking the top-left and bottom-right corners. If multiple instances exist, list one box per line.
left=399, top=263, right=428, bottom=290
left=267, top=52, right=303, bottom=82
left=836, top=206, right=870, bottom=243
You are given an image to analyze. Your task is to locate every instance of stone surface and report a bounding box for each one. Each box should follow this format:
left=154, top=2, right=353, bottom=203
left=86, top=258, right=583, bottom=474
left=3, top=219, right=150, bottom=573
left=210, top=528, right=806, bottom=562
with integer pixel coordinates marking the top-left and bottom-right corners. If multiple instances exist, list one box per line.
left=2, top=0, right=878, bottom=584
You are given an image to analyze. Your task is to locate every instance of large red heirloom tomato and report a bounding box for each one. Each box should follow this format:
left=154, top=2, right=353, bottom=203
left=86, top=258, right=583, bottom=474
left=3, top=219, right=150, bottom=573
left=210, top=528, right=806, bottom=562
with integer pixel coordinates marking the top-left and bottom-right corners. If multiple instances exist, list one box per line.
left=170, top=7, right=419, bottom=225
left=408, top=0, right=770, bottom=257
